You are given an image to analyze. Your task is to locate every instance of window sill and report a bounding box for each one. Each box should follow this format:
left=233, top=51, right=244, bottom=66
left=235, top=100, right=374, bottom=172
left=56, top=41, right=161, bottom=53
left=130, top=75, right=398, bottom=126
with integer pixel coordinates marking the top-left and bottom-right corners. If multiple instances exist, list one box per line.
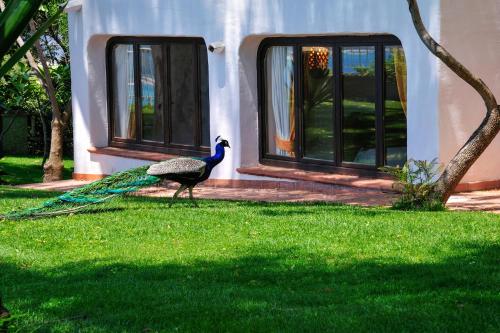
left=237, top=165, right=396, bottom=192
left=88, top=146, right=179, bottom=162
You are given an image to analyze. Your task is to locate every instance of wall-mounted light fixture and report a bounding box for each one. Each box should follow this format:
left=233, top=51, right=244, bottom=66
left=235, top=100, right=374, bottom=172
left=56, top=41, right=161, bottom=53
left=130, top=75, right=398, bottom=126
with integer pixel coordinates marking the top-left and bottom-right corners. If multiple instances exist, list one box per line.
left=208, top=41, right=225, bottom=54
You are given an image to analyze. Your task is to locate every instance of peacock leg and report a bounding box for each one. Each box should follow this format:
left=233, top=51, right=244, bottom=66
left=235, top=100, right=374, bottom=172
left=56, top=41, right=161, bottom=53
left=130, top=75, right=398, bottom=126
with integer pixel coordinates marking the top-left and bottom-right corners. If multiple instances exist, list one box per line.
left=188, top=186, right=199, bottom=207
left=169, top=184, right=187, bottom=207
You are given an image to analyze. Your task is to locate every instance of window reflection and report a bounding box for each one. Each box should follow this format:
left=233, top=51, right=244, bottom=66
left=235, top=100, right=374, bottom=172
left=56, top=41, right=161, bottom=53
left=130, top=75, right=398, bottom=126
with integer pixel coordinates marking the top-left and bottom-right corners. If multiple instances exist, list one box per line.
left=341, top=46, right=376, bottom=165
left=260, top=38, right=408, bottom=171
left=384, top=46, right=407, bottom=167
left=140, top=45, right=164, bottom=142
left=170, top=43, right=196, bottom=145
left=302, top=46, right=334, bottom=161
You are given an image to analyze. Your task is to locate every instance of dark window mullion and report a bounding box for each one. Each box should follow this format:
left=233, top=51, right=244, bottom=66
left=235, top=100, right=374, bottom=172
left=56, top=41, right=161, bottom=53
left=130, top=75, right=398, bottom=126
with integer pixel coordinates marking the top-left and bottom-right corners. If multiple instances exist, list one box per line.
left=134, top=43, right=142, bottom=144
left=294, top=44, right=301, bottom=161
left=375, top=43, right=384, bottom=167
left=334, top=45, right=342, bottom=166
left=165, top=43, right=172, bottom=146
left=161, top=43, right=169, bottom=147
left=106, top=43, right=113, bottom=145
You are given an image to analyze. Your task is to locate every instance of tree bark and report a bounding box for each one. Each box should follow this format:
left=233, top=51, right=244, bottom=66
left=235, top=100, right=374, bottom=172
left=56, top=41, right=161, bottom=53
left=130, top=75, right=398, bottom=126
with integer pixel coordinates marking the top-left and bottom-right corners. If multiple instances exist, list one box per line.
left=407, top=0, right=500, bottom=203
left=29, top=20, right=66, bottom=182
left=37, top=100, right=50, bottom=166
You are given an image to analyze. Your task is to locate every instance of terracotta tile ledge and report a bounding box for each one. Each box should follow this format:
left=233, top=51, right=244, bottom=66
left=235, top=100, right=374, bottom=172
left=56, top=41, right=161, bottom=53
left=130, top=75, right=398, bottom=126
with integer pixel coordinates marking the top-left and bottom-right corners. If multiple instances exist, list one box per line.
left=88, top=146, right=178, bottom=162
left=454, top=179, right=500, bottom=193
left=237, top=165, right=397, bottom=192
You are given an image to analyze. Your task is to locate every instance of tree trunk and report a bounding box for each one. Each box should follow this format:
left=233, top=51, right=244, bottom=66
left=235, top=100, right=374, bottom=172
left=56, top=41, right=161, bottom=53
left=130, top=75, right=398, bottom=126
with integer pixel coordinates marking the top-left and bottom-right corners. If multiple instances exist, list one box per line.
left=44, top=117, right=64, bottom=182
left=36, top=98, right=49, bottom=167
left=29, top=21, right=66, bottom=182
left=407, top=0, right=500, bottom=203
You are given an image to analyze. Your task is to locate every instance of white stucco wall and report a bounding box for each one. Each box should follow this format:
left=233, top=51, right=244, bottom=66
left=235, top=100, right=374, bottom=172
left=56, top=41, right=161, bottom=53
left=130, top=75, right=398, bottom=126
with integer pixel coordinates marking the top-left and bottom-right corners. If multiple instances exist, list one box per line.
left=69, top=0, right=441, bottom=180
left=439, top=0, right=500, bottom=183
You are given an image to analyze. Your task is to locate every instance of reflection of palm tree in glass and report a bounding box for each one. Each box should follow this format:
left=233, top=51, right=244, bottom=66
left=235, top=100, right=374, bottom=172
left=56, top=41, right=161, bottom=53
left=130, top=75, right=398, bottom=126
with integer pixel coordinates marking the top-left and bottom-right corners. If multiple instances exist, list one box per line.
left=303, top=48, right=334, bottom=160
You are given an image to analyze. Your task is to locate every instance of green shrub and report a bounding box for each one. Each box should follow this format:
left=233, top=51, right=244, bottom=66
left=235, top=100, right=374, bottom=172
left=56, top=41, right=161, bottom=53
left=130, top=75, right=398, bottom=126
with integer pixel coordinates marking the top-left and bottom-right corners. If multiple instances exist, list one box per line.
left=380, top=158, right=445, bottom=211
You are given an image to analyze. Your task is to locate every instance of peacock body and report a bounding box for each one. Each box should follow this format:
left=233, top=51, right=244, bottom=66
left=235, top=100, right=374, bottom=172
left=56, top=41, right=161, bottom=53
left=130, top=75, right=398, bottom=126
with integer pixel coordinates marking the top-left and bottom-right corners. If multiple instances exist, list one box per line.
left=1, top=137, right=230, bottom=220
left=147, top=137, right=230, bottom=206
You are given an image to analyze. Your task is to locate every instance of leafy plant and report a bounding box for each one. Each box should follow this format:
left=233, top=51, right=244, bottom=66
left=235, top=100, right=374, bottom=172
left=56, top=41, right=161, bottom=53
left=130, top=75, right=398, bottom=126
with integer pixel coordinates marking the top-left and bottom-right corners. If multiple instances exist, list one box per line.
left=380, top=158, right=445, bottom=211
left=0, top=0, right=67, bottom=78
left=304, top=68, right=333, bottom=115
left=353, top=64, right=375, bottom=77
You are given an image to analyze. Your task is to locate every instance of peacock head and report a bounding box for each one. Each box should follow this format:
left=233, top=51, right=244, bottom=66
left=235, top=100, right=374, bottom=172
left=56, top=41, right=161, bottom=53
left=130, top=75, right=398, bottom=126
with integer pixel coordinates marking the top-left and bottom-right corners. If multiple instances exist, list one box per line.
left=215, top=135, right=230, bottom=148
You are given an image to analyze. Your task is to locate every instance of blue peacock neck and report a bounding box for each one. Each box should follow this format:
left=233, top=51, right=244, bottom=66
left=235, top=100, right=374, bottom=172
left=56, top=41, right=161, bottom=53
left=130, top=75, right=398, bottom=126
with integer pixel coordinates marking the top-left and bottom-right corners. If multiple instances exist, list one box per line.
left=203, top=143, right=225, bottom=169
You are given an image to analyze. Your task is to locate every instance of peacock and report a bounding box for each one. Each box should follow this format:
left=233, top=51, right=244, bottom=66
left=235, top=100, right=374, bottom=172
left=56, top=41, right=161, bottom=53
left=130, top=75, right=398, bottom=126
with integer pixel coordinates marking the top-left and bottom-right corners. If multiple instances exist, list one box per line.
left=1, top=136, right=230, bottom=220
left=147, top=136, right=230, bottom=207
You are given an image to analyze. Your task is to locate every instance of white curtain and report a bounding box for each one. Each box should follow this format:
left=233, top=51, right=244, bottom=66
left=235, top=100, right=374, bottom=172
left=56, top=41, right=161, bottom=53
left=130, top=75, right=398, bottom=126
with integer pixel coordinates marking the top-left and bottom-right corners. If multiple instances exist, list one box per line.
left=113, top=44, right=135, bottom=138
left=270, top=46, right=295, bottom=156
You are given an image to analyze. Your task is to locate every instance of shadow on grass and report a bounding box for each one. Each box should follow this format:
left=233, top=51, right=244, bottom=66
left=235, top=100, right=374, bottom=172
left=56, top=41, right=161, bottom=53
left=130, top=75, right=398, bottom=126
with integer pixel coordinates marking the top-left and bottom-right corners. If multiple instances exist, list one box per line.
left=1, top=243, right=498, bottom=332
left=125, top=195, right=400, bottom=218
left=0, top=187, right=59, bottom=199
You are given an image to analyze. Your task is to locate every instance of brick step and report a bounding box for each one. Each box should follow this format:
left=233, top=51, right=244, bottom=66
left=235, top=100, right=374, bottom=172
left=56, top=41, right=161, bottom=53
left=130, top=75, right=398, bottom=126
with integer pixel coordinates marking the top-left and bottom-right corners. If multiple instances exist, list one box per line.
left=237, top=165, right=397, bottom=193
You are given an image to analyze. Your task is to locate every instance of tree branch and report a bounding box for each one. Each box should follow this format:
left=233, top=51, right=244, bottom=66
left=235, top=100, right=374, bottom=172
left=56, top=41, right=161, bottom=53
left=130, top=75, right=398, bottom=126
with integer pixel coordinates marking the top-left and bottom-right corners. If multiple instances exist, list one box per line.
left=29, top=20, right=62, bottom=120
left=407, top=0, right=500, bottom=202
left=407, top=0, right=498, bottom=111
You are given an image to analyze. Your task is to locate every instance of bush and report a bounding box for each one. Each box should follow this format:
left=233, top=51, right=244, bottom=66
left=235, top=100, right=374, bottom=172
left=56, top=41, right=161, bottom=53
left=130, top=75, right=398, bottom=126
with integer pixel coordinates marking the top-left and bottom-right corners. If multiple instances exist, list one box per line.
left=380, top=158, right=445, bottom=211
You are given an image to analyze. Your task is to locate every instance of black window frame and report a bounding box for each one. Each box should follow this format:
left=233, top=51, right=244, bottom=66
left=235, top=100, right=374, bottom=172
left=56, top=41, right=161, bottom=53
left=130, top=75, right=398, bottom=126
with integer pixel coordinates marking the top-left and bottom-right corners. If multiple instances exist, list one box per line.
left=106, top=36, right=210, bottom=157
left=257, top=35, right=406, bottom=175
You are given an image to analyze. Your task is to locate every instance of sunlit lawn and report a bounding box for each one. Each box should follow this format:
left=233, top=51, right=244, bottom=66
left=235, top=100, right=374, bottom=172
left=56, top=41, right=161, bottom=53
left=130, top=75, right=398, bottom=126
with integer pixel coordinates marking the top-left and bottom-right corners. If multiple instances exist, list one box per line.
left=0, top=155, right=74, bottom=185
left=0, top=186, right=499, bottom=332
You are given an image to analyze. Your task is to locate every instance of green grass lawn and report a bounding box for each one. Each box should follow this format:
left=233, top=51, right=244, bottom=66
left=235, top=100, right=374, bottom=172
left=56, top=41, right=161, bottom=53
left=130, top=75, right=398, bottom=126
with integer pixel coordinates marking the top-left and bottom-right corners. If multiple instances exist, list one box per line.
left=0, top=186, right=499, bottom=332
left=0, top=155, right=74, bottom=185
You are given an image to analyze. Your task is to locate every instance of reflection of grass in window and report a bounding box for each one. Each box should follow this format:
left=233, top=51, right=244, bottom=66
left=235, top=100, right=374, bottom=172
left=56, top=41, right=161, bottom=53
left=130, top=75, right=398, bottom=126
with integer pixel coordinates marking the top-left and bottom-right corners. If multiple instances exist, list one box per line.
left=343, top=100, right=376, bottom=163
left=304, top=101, right=334, bottom=160
left=142, top=103, right=155, bottom=136
left=301, top=99, right=406, bottom=165
left=385, top=100, right=407, bottom=166
left=303, top=67, right=334, bottom=160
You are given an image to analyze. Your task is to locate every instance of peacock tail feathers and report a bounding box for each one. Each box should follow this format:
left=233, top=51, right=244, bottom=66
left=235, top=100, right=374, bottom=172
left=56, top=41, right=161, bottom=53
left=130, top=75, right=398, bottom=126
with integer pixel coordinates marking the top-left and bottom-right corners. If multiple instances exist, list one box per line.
left=1, top=165, right=160, bottom=221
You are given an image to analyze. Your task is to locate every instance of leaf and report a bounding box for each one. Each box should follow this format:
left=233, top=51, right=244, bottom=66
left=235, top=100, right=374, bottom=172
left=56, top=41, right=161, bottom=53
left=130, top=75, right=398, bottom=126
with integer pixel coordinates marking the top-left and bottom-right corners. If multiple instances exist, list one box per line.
left=0, top=1, right=68, bottom=78
left=0, top=0, right=45, bottom=59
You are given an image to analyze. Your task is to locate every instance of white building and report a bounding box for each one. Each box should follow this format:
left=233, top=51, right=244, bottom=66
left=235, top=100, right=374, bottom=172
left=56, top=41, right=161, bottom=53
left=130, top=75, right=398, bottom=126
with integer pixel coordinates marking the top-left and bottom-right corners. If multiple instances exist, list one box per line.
left=67, top=0, right=500, bottom=192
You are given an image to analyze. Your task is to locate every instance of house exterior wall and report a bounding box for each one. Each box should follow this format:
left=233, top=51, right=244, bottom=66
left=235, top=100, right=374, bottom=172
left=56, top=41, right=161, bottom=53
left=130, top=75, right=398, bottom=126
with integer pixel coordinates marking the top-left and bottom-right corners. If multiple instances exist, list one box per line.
left=439, top=0, right=500, bottom=183
left=69, top=0, right=443, bottom=181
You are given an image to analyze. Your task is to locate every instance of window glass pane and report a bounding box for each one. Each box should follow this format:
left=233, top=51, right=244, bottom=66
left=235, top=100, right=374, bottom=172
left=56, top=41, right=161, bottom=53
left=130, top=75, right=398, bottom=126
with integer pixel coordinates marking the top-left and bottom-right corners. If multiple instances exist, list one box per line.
left=170, top=43, right=195, bottom=145
left=384, top=46, right=407, bottom=167
left=341, top=46, right=376, bottom=165
left=112, top=44, right=135, bottom=139
left=140, top=45, right=164, bottom=142
left=302, top=46, right=334, bottom=161
left=199, top=44, right=210, bottom=147
left=265, top=46, right=295, bottom=157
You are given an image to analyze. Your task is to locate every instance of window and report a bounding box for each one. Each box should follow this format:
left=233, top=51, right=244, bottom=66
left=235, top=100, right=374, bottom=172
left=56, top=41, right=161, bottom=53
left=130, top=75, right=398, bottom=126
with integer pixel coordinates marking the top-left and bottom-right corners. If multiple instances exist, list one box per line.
left=107, top=37, right=210, bottom=155
left=259, top=36, right=407, bottom=172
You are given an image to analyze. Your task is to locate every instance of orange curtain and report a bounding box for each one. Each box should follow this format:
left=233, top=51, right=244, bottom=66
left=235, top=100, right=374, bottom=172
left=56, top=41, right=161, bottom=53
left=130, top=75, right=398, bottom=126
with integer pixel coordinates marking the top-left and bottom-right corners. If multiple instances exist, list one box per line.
left=393, top=47, right=407, bottom=117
